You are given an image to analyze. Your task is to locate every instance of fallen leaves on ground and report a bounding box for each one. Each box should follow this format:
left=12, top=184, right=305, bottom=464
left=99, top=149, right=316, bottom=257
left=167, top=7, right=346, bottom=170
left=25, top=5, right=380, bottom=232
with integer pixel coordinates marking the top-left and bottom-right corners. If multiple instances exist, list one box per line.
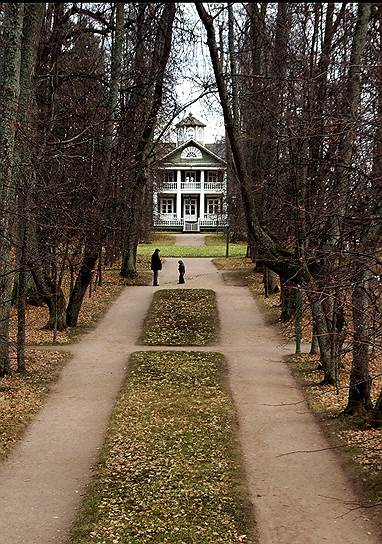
left=70, top=351, right=255, bottom=544
left=8, top=268, right=124, bottom=346
left=142, top=289, right=218, bottom=346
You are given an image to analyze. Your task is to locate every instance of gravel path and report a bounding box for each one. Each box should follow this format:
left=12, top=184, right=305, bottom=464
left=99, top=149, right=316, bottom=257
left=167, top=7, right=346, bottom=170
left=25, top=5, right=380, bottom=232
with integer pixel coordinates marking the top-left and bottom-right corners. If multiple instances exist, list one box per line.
left=0, top=258, right=380, bottom=544
left=174, top=233, right=205, bottom=246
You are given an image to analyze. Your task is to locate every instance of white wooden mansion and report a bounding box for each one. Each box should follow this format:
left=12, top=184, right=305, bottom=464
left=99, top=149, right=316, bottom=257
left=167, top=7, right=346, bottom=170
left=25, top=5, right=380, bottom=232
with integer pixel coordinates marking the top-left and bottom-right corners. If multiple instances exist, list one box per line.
left=153, top=114, right=227, bottom=231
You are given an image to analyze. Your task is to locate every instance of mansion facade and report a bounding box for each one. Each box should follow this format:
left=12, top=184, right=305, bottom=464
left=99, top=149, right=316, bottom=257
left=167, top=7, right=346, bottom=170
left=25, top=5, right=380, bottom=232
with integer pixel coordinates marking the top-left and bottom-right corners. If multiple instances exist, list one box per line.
left=153, top=114, right=227, bottom=232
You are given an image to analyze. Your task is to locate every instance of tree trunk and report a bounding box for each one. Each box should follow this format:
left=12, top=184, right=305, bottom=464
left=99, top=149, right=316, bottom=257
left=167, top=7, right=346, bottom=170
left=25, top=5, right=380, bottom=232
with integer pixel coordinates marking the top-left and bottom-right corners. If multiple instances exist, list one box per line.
left=120, top=176, right=145, bottom=278
left=30, top=264, right=67, bottom=331
left=264, top=268, right=279, bottom=295
left=66, top=248, right=98, bottom=327
left=371, top=389, right=382, bottom=427
left=17, top=221, right=27, bottom=373
left=310, top=318, right=319, bottom=355
left=15, top=3, right=45, bottom=372
left=344, top=267, right=373, bottom=416
left=310, top=298, right=336, bottom=385
left=65, top=3, right=125, bottom=325
left=280, top=279, right=296, bottom=322
left=121, top=238, right=139, bottom=278
left=120, top=3, right=175, bottom=278
left=44, top=290, right=67, bottom=331
left=0, top=3, right=24, bottom=375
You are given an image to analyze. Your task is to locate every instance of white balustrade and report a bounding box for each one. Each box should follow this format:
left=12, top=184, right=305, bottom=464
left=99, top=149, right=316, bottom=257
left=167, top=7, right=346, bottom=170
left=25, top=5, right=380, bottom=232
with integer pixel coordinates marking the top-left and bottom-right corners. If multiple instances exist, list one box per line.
left=162, top=182, right=177, bottom=190
left=181, top=182, right=201, bottom=190
left=204, top=182, right=224, bottom=191
left=154, top=214, right=182, bottom=227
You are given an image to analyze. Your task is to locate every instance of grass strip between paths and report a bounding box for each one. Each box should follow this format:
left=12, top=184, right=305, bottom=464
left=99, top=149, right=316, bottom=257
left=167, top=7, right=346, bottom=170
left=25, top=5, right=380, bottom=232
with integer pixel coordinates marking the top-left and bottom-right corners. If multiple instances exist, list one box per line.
left=142, top=289, right=217, bottom=345
left=69, top=351, right=256, bottom=544
left=137, top=244, right=246, bottom=258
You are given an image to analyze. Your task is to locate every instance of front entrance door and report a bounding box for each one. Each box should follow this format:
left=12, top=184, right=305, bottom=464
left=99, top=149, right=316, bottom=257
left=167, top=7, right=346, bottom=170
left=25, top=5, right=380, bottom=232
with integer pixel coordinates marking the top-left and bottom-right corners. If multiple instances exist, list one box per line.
left=184, top=198, right=197, bottom=221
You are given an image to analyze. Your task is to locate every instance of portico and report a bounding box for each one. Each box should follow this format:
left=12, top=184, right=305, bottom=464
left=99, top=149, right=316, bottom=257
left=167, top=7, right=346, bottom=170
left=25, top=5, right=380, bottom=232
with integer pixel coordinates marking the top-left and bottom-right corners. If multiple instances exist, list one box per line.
left=153, top=114, right=227, bottom=232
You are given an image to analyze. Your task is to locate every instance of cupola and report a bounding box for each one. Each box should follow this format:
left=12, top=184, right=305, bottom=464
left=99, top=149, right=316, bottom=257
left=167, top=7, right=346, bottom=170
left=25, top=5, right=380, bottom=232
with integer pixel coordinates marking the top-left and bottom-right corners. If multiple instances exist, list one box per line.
left=175, top=113, right=206, bottom=145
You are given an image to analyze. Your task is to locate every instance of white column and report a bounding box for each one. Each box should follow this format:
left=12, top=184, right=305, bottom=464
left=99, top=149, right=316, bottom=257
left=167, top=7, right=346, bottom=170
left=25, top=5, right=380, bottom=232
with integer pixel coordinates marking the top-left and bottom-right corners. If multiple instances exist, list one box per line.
left=200, top=170, right=205, bottom=220
left=153, top=192, right=159, bottom=225
left=176, top=170, right=182, bottom=219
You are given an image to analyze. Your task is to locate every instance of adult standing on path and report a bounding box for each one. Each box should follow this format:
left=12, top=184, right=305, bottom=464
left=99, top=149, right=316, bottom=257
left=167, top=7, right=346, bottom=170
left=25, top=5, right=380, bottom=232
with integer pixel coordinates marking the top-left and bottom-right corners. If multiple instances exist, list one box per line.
left=150, top=248, right=162, bottom=286
left=178, top=259, right=185, bottom=284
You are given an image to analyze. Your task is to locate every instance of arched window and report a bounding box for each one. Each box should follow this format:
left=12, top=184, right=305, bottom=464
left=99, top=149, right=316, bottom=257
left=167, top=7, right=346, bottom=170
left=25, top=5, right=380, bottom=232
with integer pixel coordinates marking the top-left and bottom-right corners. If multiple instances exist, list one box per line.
left=180, top=146, right=202, bottom=159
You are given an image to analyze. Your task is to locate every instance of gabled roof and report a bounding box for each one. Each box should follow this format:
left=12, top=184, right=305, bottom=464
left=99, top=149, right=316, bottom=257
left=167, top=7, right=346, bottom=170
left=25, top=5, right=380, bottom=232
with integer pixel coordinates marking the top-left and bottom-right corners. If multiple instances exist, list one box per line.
left=175, top=114, right=206, bottom=128
left=159, top=138, right=226, bottom=165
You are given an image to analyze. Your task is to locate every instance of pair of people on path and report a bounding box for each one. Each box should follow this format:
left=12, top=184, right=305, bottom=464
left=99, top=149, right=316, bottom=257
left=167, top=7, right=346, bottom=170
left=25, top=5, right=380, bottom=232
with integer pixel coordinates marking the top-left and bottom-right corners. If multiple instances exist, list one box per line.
left=150, top=249, right=186, bottom=286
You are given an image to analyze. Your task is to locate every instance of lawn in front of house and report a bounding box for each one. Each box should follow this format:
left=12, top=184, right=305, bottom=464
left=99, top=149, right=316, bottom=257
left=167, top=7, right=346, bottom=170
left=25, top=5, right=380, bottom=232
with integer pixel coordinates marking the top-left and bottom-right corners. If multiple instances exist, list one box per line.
left=69, top=351, right=256, bottom=544
left=142, top=289, right=217, bottom=345
left=137, top=244, right=247, bottom=258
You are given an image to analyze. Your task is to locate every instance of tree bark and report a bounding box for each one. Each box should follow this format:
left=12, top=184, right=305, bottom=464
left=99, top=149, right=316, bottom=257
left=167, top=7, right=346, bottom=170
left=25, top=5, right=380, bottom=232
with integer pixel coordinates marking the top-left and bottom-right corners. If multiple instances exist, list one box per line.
left=344, top=267, right=373, bottom=416
left=0, top=3, right=24, bottom=375
left=16, top=3, right=45, bottom=372
left=66, top=247, right=98, bottom=327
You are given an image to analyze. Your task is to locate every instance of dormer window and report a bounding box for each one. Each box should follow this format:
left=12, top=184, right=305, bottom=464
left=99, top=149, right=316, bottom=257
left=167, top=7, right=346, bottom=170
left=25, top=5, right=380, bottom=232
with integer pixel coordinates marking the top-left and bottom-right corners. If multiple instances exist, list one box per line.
left=181, top=146, right=202, bottom=159
left=186, top=127, right=194, bottom=140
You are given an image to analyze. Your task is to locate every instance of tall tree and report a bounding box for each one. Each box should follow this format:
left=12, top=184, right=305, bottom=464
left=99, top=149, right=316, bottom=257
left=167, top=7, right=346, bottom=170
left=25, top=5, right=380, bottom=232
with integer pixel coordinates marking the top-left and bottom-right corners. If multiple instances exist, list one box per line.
left=0, top=4, right=24, bottom=375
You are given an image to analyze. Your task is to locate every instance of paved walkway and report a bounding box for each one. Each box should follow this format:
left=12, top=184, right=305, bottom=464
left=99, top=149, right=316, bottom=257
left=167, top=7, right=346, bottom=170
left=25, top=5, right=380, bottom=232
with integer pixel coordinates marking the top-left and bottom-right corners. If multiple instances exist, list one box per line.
left=0, top=258, right=380, bottom=543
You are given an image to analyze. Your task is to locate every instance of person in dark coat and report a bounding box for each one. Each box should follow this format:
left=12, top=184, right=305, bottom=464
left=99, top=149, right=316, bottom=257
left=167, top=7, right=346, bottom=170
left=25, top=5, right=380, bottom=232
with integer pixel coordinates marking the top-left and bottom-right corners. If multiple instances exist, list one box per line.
left=178, top=260, right=185, bottom=284
left=151, top=248, right=162, bottom=286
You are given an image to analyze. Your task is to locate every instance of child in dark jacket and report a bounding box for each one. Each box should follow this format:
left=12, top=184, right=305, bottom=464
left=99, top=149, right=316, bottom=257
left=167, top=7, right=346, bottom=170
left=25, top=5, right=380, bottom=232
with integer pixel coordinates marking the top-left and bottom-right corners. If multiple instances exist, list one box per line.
left=178, top=260, right=185, bottom=284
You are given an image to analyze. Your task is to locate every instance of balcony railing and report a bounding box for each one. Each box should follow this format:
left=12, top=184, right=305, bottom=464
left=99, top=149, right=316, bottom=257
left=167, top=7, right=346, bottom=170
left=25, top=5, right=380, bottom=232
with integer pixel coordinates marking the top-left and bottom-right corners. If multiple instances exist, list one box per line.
left=161, top=182, right=177, bottom=190
left=200, top=214, right=228, bottom=226
left=204, top=181, right=224, bottom=191
left=153, top=214, right=182, bottom=227
left=154, top=213, right=228, bottom=228
left=181, top=182, right=201, bottom=190
left=161, top=181, right=225, bottom=192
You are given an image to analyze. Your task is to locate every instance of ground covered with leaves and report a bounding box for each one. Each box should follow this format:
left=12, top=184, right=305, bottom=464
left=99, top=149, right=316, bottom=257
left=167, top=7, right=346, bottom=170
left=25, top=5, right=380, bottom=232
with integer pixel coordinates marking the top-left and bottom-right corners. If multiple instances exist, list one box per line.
left=142, top=289, right=218, bottom=345
left=288, top=353, right=382, bottom=504
left=69, top=351, right=256, bottom=544
left=8, top=268, right=125, bottom=346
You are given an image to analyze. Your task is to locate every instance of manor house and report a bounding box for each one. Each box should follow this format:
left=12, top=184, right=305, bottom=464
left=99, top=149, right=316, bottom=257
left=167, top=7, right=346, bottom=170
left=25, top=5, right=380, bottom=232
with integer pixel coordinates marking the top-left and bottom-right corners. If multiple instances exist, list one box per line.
left=153, top=114, right=227, bottom=232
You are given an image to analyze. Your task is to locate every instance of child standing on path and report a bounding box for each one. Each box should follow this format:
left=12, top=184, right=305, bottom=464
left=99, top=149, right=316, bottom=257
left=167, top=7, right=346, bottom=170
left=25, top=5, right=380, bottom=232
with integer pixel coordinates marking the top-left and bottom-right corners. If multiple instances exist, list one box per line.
left=178, top=260, right=185, bottom=284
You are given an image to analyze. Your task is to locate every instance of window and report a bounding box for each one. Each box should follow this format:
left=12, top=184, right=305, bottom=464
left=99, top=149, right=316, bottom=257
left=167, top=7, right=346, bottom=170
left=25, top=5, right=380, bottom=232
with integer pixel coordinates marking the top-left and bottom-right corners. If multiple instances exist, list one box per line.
left=185, top=171, right=196, bottom=183
left=181, top=146, right=202, bottom=159
left=207, top=198, right=220, bottom=215
left=161, top=198, right=173, bottom=214
left=186, top=127, right=195, bottom=140
left=164, top=171, right=174, bottom=183
left=207, top=171, right=218, bottom=183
